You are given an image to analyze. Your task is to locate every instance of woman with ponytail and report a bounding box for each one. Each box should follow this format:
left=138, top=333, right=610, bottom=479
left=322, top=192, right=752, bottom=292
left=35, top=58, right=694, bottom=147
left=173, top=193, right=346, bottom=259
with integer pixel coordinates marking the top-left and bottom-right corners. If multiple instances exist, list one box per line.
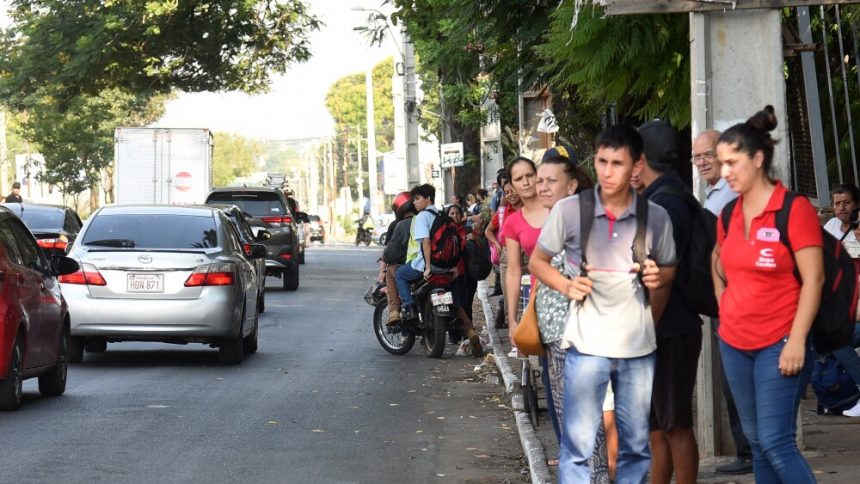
left=711, top=106, right=822, bottom=483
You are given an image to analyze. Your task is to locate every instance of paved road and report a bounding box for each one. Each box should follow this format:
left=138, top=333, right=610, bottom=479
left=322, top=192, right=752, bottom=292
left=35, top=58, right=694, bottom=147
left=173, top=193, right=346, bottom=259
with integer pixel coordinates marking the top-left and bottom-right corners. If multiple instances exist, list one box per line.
left=0, top=244, right=525, bottom=483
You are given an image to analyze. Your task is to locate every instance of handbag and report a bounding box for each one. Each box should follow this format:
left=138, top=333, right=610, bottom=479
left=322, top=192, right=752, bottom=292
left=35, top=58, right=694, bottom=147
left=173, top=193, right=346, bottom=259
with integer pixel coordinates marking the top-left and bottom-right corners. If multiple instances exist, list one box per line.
left=512, top=281, right=546, bottom=356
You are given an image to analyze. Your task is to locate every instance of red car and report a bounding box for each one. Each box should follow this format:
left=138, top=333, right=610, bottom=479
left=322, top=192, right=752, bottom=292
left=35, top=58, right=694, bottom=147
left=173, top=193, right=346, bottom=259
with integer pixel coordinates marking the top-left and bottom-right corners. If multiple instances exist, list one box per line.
left=0, top=207, right=79, bottom=410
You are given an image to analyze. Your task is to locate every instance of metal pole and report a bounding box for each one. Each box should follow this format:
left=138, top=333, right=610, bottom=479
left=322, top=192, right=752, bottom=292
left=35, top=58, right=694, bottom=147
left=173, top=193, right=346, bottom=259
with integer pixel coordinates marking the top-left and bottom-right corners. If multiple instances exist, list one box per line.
left=798, top=7, right=832, bottom=204
left=365, top=65, right=379, bottom=218
left=822, top=6, right=845, bottom=184
left=834, top=5, right=859, bottom=185
left=403, top=29, right=420, bottom=187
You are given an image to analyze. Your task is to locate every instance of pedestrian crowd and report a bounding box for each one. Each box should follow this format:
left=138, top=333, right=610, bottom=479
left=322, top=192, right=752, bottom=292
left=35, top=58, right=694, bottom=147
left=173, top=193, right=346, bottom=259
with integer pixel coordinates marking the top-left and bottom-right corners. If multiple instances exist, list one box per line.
left=377, top=104, right=860, bottom=484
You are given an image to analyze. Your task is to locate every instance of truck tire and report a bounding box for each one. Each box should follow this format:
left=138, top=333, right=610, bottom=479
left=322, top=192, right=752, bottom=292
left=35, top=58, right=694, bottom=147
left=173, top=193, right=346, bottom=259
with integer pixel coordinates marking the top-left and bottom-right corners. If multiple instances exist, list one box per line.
left=283, top=266, right=299, bottom=291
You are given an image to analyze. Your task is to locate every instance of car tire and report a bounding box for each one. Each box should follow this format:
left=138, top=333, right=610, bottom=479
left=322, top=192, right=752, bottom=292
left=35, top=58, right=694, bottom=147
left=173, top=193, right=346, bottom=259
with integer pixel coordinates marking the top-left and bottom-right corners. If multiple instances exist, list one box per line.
left=39, top=326, right=69, bottom=397
left=243, top=314, right=259, bottom=354
left=283, top=265, right=299, bottom=291
left=85, top=339, right=107, bottom=353
left=0, top=335, right=24, bottom=411
left=69, top=336, right=85, bottom=364
left=257, top=290, right=265, bottom=314
left=298, top=251, right=305, bottom=265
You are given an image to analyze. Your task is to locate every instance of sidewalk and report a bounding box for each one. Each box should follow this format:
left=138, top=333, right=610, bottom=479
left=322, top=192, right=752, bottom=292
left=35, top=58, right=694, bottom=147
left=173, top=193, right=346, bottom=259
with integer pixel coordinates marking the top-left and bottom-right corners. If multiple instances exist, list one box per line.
left=476, top=280, right=860, bottom=483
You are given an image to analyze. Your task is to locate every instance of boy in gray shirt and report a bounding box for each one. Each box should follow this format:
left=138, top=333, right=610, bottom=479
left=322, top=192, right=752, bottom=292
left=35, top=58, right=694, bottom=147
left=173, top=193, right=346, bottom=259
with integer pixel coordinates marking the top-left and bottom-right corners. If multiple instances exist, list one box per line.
left=530, top=125, right=677, bottom=483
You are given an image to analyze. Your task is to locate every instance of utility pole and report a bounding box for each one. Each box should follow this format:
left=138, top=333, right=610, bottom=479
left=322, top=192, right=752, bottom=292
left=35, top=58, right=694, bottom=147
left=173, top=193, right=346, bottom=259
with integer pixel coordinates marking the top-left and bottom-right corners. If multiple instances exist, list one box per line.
left=355, top=124, right=364, bottom=213
left=365, top=65, right=379, bottom=218
left=403, top=29, right=420, bottom=187
left=0, top=110, right=8, bottom=197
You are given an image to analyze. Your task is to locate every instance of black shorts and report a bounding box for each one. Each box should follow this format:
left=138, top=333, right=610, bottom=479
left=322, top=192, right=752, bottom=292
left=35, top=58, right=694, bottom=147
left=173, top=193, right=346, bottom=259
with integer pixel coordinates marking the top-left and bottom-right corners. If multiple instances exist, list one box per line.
left=650, top=326, right=703, bottom=432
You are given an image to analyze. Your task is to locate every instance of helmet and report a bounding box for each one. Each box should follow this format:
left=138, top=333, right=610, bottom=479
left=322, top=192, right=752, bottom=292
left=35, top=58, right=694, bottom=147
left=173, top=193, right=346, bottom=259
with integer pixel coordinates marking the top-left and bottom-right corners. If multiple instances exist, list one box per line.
left=391, top=191, right=411, bottom=213
left=395, top=199, right=415, bottom=220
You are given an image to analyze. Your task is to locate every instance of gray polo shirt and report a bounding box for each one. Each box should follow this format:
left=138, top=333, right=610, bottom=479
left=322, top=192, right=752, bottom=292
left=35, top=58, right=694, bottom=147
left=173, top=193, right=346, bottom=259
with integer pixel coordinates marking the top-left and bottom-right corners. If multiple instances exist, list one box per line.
left=703, top=177, right=738, bottom=215
left=537, top=188, right=676, bottom=358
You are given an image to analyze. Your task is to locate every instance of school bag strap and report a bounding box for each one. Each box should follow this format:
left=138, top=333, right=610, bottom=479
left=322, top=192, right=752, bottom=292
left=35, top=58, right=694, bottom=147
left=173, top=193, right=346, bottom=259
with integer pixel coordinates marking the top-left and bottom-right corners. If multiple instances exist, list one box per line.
left=631, top=193, right=649, bottom=270
left=720, top=197, right=739, bottom=235
left=578, top=188, right=595, bottom=265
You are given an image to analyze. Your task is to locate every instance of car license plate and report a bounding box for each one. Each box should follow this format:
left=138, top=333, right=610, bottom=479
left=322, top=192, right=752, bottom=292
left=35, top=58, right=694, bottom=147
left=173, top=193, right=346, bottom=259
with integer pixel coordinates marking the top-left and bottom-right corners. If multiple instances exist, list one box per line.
left=127, top=273, right=164, bottom=293
left=431, top=292, right=453, bottom=306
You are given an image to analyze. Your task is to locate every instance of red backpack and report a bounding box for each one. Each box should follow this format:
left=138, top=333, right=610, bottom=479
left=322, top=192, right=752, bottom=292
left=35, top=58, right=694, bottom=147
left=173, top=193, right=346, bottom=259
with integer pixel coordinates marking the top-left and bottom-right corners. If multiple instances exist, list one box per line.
left=428, top=209, right=463, bottom=269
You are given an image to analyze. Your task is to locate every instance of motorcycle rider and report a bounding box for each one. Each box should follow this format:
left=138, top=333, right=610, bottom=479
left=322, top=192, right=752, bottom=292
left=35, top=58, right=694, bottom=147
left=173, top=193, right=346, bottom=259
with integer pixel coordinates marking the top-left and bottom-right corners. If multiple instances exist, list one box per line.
left=381, top=193, right=417, bottom=327
left=395, top=184, right=444, bottom=321
left=356, top=210, right=372, bottom=244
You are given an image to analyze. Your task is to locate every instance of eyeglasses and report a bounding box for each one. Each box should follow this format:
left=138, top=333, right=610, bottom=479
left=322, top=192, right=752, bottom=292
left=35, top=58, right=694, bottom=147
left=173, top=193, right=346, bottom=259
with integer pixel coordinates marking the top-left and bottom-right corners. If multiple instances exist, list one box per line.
left=690, top=151, right=717, bottom=164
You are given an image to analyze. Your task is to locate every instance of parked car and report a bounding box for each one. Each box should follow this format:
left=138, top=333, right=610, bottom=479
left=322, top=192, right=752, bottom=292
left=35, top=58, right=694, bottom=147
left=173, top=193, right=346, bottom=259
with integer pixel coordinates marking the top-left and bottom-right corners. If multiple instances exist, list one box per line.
left=204, top=187, right=300, bottom=291
left=1, top=203, right=82, bottom=258
left=60, top=205, right=266, bottom=364
left=307, top=214, right=325, bottom=244
left=207, top=204, right=267, bottom=314
left=0, top=206, right=79, bottom=410
left=285, top=196, right=306, bottom=265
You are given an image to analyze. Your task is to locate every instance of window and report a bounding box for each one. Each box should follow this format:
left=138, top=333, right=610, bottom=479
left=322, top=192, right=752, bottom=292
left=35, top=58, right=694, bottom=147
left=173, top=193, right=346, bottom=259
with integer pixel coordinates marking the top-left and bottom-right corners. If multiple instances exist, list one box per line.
left=5, top=219, right=46, bottom=271
left=0, top=221, right=23, bottom=266
left=205, top=192, right=285, bottom=217
left=82, top=214, right=220, bottom=249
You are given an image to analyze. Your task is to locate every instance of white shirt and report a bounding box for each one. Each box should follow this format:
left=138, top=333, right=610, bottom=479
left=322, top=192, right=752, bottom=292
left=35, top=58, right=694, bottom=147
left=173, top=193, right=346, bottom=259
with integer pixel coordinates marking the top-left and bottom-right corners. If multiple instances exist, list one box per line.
left=824, top=217, right=860, bottom=258
left=703, top=178, right=739, bottom=215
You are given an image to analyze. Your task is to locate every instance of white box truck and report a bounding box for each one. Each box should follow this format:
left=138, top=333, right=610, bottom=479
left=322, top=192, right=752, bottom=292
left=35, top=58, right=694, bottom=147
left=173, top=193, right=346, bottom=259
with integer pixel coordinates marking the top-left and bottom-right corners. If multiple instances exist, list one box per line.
left=114, top=127, right=214, bottom=205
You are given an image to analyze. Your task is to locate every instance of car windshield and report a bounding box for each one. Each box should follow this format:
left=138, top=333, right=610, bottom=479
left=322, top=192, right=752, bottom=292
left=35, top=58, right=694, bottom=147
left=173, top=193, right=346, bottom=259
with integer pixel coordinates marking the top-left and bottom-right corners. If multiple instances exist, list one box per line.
left=82, top=214, right=219, bottom=249
left=206, top=192, right=284, bottom=217
left=18, top=209, right=64, bottom=231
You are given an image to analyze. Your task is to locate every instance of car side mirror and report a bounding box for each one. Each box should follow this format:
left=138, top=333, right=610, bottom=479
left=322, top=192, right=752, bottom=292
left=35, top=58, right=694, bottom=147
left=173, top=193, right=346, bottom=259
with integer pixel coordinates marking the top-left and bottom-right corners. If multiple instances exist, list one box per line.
left=250, top=244, right=268, bottom=259
left=52, top=255, right=79, bottom=276
left=256, top=230, right=272, bottom=241
left=295, top=211, right=310, bottom=224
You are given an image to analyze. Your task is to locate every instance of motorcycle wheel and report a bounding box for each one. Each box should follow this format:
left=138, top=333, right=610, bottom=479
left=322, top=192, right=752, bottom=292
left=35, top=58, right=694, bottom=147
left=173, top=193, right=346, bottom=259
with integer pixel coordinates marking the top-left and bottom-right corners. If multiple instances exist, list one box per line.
left=420, top=301, right=446, bottom=358
left=373, top=303, right=415, bottom=355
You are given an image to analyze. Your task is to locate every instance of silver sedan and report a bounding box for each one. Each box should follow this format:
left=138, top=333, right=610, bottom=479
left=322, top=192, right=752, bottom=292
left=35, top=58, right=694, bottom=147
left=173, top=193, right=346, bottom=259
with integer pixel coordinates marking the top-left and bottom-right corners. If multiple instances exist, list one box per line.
left=61, top=205, right=266, bottom=364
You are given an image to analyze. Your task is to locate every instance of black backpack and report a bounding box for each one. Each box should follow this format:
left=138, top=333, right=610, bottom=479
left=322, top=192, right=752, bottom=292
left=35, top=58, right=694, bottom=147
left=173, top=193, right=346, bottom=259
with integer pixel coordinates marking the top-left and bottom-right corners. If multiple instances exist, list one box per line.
left=578, top=188, right=649, bottom=302
left=721, top=192, right=859, bottom=353
left=465, top=237, right=492, bottom=280
left=650, top=184, right=720, bottom=318
left=428, top=209, right=463, bottom=269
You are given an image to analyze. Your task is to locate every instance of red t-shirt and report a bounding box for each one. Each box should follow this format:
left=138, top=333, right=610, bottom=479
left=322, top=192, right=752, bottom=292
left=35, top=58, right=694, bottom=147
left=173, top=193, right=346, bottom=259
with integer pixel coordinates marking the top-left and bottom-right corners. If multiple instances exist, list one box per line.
left=716, top=182, right=823, bottom=350
left=501, top=208, right=541, bottom=258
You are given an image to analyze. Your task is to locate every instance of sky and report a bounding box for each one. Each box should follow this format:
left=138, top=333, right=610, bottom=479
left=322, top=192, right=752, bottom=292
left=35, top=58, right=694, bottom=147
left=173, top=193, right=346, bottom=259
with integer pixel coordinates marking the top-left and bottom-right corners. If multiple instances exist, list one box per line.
left=154, top=1, right=397, bottom=141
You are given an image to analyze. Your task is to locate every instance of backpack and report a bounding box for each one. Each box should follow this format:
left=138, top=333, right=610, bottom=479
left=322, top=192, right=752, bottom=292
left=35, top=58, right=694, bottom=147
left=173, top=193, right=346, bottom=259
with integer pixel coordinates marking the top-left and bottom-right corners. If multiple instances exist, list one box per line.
left=811, top=353, right=860, bottom=414
left=578, top=188, right=649, bottom=302
left=428, top=209, right=463, bottom=269
left=721, top=192, right=859, bottom=353
left=465, top=237, right=492, bottom=280
left=650, top=184, right=720, bottom=318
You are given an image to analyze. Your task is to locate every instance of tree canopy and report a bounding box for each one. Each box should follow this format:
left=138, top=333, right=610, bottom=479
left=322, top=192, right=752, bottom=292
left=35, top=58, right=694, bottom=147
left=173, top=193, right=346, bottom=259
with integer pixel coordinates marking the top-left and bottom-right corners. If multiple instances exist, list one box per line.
left=0, top=0, right=321, bottom=108
left=213, top=132, right=262, bottom=187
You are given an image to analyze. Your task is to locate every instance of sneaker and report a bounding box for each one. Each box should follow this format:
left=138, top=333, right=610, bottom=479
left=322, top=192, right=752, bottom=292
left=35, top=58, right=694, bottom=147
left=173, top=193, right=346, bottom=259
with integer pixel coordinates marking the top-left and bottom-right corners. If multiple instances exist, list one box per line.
left=842, top=400, right=860, bottom=417
left=469, top=335, right=483, bottom=357
left=714, top=457, right=753, bottom=475
left=400, top=304, right=418, bottom=321
left=386, top=312, right=401, bottom=326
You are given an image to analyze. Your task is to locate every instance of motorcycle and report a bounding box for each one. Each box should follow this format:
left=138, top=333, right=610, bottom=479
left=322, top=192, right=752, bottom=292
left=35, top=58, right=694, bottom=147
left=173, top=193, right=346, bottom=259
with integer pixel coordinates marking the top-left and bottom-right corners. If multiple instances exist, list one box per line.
left=365, top=272, right=456, bottom=358
left=355, top=221, right=373, bottom=246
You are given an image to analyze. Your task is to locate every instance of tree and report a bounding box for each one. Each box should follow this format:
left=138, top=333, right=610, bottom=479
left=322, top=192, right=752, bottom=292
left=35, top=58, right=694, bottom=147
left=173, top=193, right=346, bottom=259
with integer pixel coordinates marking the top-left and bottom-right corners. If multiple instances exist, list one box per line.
left=0, top=0, right=320, bottom=108
left=212, top=133, right=262, bottom=187
left=16, top=88, right=169, bottom=210
left=324, top=58, right=395, bottom=197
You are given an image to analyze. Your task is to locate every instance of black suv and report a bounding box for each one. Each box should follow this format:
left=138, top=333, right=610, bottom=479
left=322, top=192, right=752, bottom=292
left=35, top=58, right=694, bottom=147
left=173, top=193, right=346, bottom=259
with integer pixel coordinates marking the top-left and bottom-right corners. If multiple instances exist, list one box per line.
left=205, top=187, right=300, bottom=290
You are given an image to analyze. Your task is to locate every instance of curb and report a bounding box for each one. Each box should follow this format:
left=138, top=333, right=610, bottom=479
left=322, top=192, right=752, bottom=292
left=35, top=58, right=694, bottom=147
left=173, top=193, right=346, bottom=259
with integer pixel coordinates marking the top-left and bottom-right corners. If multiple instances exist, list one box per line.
left=477, top=281, right=552, bottom=484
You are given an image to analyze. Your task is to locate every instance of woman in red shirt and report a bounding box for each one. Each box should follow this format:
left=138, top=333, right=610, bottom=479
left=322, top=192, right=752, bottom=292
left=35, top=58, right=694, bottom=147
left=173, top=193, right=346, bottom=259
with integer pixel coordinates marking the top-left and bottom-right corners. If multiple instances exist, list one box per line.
left=712, top=106, right=822, bottom=484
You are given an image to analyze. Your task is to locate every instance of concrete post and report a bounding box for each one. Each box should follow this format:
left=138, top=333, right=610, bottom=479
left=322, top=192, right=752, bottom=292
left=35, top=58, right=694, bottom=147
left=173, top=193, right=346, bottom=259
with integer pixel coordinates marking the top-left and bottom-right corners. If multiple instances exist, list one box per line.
left=403, top=30, right=421, bottom=187
left=690, top=9, right=791, bottom=458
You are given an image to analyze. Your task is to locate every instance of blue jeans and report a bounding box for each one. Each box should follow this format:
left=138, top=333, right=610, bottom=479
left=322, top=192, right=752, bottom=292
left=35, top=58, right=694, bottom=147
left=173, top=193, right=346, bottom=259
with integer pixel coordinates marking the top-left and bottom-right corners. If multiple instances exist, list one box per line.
left=719, top=338, right=815, bottom=484
left=828, top=323, right=860, bottom=390
left=394, top=264, right=423, bottom=307
left=560, top=346, right=655, bottom=484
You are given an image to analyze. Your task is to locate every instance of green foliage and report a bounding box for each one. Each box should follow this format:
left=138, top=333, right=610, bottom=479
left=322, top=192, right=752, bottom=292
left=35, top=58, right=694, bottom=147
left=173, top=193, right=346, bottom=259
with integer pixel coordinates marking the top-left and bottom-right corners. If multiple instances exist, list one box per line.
left=16, top=88, right=168, bottom=198
left=324, top=58, right=395, bottom=153
left=537, top=5, right=691, bottom=127
left=0, top=0, right=321, bottom=107
left=213, top=132, right=262, bottom=187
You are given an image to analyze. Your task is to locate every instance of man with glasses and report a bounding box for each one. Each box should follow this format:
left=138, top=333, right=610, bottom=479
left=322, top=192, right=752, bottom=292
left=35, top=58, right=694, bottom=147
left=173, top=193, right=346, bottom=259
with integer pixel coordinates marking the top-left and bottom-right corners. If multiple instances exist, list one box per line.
left=692, top=130, right=750, bottom=475
left=692, top=130, right=737, bottom=215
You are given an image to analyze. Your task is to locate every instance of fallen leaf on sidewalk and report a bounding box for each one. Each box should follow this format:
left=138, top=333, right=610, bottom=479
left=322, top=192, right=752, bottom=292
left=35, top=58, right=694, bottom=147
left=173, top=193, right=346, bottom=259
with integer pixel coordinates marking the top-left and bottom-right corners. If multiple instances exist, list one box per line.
left=311, top=429, right=325, bottom=433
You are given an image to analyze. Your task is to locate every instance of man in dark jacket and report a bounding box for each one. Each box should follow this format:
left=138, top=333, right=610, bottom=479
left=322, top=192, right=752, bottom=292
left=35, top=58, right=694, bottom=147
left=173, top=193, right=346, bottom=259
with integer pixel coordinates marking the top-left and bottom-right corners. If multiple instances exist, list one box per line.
left=5, top=182, right=22, bottom=203
left=382, top=201, right=416, bottom=326
left=638, top=120, right=702, bottom=484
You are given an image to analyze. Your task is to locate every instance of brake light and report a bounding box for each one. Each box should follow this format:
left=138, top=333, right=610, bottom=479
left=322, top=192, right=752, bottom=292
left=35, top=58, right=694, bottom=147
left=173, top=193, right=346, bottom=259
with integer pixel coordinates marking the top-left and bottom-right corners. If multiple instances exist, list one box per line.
left=59, top=263, right=106, bottom=286
left=184, top=263, right=235, bottom=287
left=37, top=238, right=68, bottom=251
left=261, top=215, right=292, bottom=227
left=279, top=253, right=292, bottom=260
